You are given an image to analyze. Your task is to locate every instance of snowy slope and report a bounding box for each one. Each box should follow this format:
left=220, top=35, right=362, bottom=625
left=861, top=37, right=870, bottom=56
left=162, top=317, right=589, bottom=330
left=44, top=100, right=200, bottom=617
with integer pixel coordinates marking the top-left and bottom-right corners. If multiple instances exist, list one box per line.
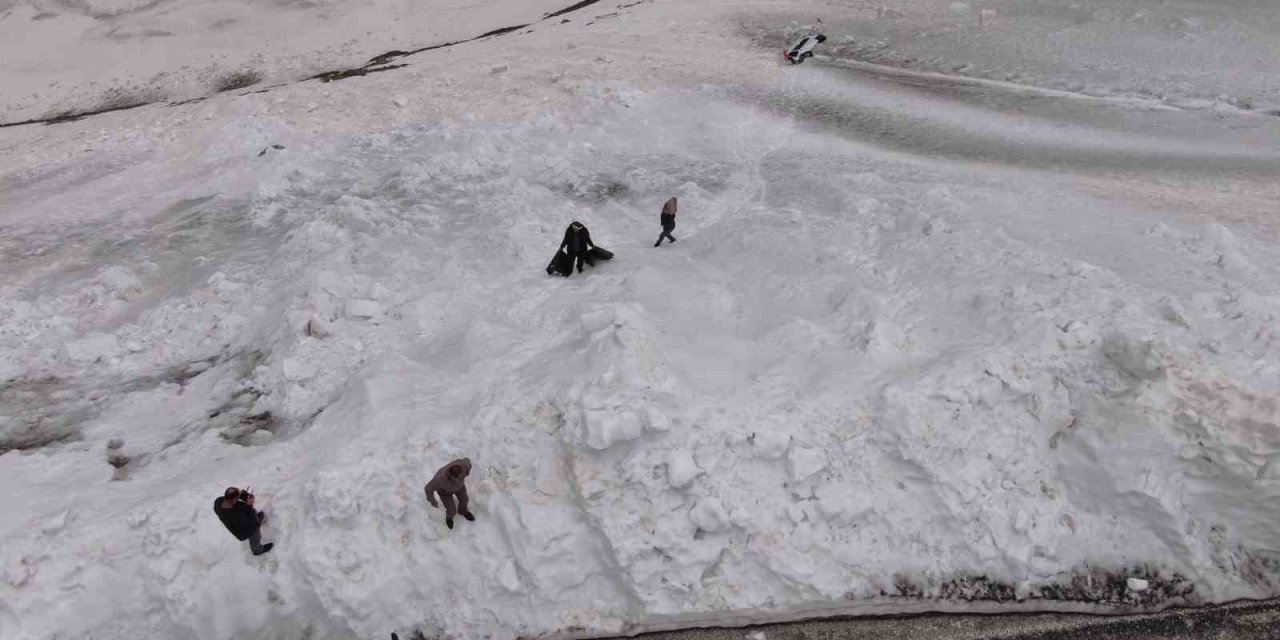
left=2, top=0, right=1280, bottom=639
left=0, top=0, right=573, bottom=122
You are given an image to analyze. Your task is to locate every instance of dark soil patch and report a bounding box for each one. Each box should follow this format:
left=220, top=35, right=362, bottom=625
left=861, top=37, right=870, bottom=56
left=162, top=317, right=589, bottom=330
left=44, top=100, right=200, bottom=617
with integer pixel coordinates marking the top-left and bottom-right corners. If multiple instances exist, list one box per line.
left=0, top=100, right=151, bottom=128
left=215, top=70, right=263, bottom=93
left=544, top=0, right=604, bottom=20
left=880, top=567, right=1197, bottom=608
left=309, top=63, right=408, bottom=83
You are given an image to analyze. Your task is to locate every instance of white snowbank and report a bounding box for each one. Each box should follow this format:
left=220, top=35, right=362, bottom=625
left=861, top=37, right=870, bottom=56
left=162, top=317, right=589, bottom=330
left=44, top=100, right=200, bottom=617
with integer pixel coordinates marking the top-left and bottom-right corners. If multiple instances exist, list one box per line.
left=1, top=0, right=1280, bottom=638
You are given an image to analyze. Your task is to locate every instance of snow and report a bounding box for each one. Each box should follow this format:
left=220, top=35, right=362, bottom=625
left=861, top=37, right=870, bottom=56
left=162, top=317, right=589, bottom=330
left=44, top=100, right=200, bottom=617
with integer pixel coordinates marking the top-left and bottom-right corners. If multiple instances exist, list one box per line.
left=666, top=449, right=701, bottom=489
left=689, top=499, right=729, bottom=534
left=62, top=331, right=117, bottom=361
left=344, top=299, right=382, bottom=319
left=2, top=0, right=1280, bottom=638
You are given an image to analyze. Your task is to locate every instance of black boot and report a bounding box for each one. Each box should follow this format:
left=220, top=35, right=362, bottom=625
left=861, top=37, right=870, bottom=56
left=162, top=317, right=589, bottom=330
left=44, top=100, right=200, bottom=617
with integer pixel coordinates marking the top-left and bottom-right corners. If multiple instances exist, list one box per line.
left=446, top=518, right=454, bottom=529
left=461, top=510, right=476, bottom=522
left=254, top=543, right=274, bottom=556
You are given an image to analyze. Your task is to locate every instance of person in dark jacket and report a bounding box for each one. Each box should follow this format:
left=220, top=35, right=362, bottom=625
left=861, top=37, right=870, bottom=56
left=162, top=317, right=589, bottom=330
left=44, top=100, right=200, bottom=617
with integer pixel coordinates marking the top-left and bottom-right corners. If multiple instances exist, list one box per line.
left=424, top=458, right=474, bottom=530
left=214, top=487, right=273, bottom=555
left=559, top=221, right=596, bottom=275
left=654, top=197, right=677, bottom=247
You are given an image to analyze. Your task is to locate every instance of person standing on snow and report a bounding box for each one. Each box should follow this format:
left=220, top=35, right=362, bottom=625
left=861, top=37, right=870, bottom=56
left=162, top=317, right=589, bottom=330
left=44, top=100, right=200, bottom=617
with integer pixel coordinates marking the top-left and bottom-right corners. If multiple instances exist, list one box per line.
left=424, top=458, right=475, bottom=530
left=654, top=197, right=678, bottom=247
left=214, top=487, right=274, bottom=556
left=559, top=221, right=596, bottom=275
left=785, top=34, right=826, bottom=64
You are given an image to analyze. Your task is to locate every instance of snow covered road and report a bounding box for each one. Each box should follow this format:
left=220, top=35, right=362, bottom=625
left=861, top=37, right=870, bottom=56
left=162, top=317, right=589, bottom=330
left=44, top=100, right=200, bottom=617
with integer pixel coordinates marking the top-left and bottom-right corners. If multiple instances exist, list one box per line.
left=783, top=60, right=1280, bottom=177
left=2, top=1, right=1279, bottom=639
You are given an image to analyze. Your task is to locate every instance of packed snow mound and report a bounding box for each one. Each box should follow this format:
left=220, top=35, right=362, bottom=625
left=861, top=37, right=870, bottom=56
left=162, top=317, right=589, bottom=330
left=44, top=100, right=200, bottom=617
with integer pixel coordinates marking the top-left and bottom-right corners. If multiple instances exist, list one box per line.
left=3, top=82, right=1280, bottom=640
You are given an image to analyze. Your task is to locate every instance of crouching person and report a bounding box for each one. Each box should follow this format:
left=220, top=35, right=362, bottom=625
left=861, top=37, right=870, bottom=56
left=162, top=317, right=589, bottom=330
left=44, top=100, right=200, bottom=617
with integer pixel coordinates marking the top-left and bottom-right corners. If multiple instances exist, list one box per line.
left=214, top=487, right=274, bottom=556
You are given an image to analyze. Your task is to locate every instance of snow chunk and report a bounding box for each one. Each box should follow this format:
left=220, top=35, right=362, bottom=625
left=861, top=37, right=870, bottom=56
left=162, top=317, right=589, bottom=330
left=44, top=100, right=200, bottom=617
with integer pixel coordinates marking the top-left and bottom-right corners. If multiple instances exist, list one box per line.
left=689, top=498, right=728, bottom=533
left=1203, top=224, right=1253, bottom=272
left=1102, top=334, right=1165, bottom=380
left=787, top=445, right=828, bottom=483
left=582, top=408, right=645, bottom=450
left=40, top=510, right=69, bottom=535
left=95, top=266, right=141, bottom=291
left=497, top=559, right=522, bottom=593
left=247, top=430, right=275, bottom=446
left=815, top=482, right=874, bottom=525
left=1127, top=577, right=1149, bottom=592
left=644, top=406, right=672, bottom=433
left=666, top=449, right=701, bottom=489
left=282, top=357, right=316, bottom=381
left=307, top=316, right=333, bottom=338
left=1156, top=296, right=1190, bottom=328
left=345, top=299, right=382, bottom=319
left=65, top=333, right=120, bottom=363
left=948, top=2, right=971, bottom=15
left=207, top=272, right=244, bottom=295
left=1013, top=510, right=1030, bottom=534
left=753, top=431, right=790, bottom=460
left=580, top=308, right=616, bottom=333
left=855, top=318, right=910, bottom=354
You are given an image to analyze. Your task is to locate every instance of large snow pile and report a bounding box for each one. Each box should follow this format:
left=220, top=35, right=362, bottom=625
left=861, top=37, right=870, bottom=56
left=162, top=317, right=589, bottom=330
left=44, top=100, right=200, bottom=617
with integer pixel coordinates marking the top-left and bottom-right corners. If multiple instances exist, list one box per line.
left=2, top=0, right=1280, bottom=638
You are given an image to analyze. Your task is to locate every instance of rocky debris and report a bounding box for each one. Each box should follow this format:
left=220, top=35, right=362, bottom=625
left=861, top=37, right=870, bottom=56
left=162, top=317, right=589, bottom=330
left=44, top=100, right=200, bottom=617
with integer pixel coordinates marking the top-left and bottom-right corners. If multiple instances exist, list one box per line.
left=880, top=568, right=1195, bottom=607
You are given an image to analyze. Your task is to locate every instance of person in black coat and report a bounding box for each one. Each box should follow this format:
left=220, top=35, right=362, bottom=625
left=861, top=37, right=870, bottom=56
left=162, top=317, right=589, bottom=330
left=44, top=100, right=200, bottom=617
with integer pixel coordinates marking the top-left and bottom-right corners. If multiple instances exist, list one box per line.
left=559, top=221, right=596, bottom=275
left=655, top=196, right=677, bottom=247
left=214, top=487, right=274, bottom=556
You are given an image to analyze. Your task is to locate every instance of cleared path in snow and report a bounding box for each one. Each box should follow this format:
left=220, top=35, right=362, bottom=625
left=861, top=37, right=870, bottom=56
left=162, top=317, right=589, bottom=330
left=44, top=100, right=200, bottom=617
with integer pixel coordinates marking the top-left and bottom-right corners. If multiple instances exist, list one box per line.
left=623, top=598, right=1280, bottom=640
left=761, top=58, right=1280, bottom=177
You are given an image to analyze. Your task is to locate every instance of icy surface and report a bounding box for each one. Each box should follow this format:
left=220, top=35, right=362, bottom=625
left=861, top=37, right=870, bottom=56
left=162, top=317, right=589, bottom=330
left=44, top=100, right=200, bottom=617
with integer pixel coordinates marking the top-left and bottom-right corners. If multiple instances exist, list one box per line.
left=2, top=0, right=1280, bottom=639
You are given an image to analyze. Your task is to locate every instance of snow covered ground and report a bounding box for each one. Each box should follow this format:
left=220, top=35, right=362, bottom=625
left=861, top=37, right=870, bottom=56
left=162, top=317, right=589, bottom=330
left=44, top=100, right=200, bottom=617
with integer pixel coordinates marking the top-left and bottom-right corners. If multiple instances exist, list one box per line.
left=2, top=0, right=1279, bottom=638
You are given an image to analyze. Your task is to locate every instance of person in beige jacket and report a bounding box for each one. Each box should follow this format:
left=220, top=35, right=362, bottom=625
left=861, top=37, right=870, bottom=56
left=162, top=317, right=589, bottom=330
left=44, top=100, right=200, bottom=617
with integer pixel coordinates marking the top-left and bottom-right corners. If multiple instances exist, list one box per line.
left=424, top=458, right=474, bottom=529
